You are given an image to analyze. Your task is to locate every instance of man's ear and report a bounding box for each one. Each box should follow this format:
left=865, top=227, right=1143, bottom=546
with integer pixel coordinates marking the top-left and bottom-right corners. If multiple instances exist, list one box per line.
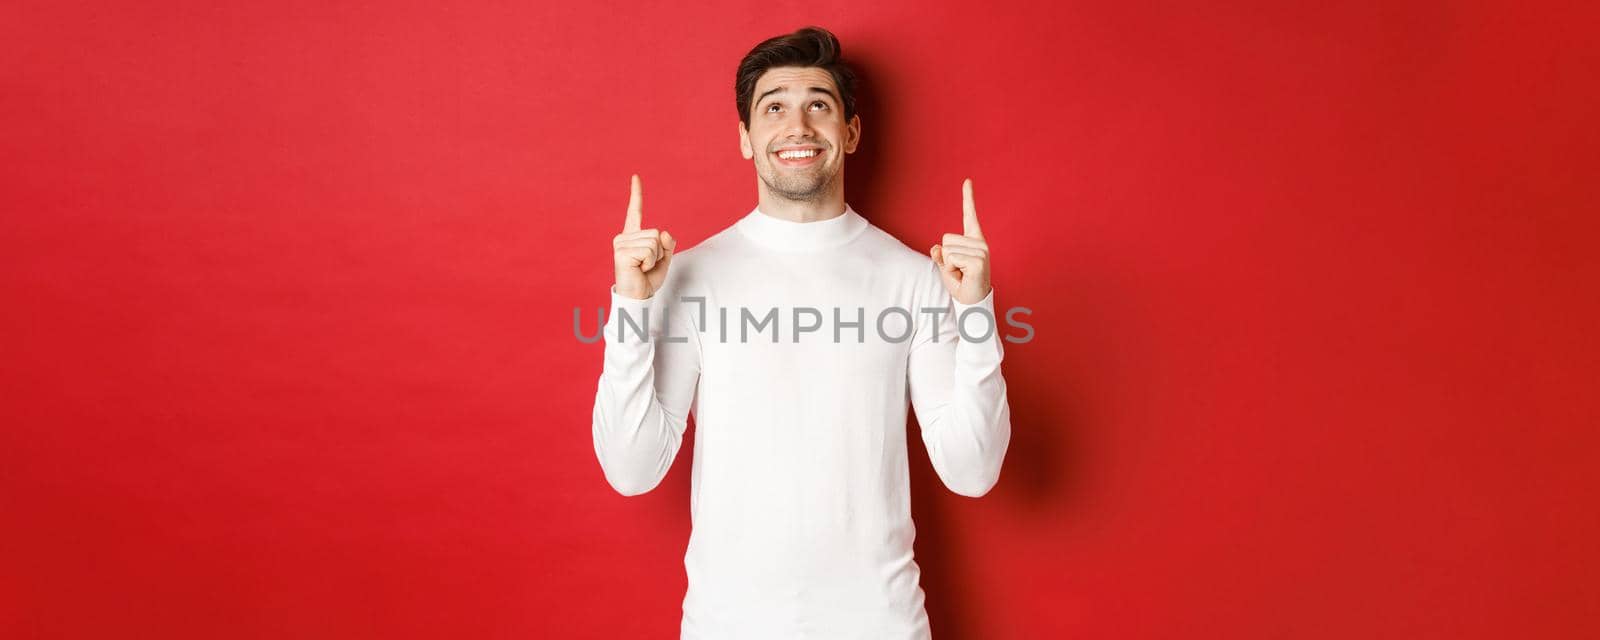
left=738, top=121, right=754, bottom=159
left=844, top=114, right=861, bottom=154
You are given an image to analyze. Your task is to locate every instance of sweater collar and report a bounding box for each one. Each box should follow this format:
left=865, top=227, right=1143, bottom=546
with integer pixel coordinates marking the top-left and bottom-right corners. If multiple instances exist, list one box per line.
left=735, top=203, right=868, bottom=252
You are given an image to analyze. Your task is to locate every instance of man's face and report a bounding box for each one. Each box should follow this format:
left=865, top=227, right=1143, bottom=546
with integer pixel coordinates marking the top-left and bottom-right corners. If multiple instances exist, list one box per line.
left=739, top=66, right=861, bottom=203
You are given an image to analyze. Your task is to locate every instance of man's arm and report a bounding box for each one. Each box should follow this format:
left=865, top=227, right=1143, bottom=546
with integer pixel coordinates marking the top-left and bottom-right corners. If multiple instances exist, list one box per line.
left=911, top=177, right=1011, bottom=497
left=591, top=174, right=699, bottom=496
left=591, top=284, right=701, bottom=496
left=908, top=274, right=1012, bottom=497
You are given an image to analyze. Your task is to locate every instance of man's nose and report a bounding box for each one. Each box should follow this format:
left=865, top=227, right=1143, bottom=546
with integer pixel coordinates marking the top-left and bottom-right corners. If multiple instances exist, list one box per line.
left=783, top=109, right=815, bottom=137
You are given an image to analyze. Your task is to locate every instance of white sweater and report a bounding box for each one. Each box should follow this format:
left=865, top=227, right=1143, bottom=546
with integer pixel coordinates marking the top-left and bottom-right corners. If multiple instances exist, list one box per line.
left=591, top=203, right=1012, bottom=639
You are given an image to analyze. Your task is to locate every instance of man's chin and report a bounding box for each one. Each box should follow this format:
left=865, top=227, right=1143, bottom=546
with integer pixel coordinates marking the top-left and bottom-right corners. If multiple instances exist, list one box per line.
left=771, top=181, right=827, bottom=199
left=760, top=175, right=816, bottom=195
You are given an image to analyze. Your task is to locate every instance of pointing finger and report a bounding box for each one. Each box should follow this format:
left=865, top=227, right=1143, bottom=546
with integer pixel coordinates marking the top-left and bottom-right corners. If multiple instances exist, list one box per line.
left=962, top=178, right=984, bottom=240
left=623, top=174, right=643, bottom=233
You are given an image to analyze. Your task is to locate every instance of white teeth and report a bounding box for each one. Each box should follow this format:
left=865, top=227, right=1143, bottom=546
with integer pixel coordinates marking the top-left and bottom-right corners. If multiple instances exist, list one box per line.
left=777, top=149, right=818, bottom=159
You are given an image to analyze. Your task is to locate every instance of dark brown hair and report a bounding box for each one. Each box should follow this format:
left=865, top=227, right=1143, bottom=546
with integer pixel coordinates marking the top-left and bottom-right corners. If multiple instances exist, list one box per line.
left=735, top=26, right=859, bottom=129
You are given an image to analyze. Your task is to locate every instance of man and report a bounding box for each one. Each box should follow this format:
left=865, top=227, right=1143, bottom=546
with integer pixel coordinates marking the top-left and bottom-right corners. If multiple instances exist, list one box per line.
left=591, top=25, right=1012, bottom=639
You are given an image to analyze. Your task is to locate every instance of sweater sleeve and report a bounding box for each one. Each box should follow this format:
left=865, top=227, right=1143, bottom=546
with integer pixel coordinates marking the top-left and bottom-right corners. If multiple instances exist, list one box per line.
left=907, top=268, right=1013, bottom=498
left=591, top=283, right=703, bottom=496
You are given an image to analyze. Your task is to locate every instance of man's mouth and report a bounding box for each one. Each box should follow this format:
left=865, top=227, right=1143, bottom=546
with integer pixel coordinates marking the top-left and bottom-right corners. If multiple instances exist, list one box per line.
left=773, top=147, right=823, bottom=167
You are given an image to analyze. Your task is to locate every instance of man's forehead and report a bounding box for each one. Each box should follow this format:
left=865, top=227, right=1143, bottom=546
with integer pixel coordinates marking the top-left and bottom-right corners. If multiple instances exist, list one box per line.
left=755, top=67, right=838, bottom=95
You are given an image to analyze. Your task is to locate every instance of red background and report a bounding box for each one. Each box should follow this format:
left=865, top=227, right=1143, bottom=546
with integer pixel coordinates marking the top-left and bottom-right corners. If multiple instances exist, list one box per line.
left=3, top=1, right=1597, bottom=637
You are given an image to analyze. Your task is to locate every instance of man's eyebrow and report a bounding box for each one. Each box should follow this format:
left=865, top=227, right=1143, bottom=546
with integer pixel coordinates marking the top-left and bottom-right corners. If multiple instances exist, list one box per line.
left=756, top=86, right=839, bottom=104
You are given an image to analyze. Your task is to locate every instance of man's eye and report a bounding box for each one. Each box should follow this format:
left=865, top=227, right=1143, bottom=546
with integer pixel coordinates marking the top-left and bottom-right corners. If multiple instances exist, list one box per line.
left=766, top=104, right=781, bottom=113
left=810, top=101, right=828, bottom=110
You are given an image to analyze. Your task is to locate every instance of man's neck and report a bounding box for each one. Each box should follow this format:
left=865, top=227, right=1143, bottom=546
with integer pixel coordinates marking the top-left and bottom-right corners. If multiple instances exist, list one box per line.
left=756, top=185, right=847, bottom=223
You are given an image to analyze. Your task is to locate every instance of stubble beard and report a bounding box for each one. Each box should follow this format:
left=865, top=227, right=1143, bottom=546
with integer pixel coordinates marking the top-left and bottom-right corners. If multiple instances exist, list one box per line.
left=758, top=153, right=840, bottom=204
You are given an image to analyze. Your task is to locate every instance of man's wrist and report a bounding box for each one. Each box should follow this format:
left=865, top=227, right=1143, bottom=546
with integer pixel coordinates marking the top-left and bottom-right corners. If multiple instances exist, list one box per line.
left=612, top=283, right=653, bottom=301
left=952, top=287, right=995, bottom=312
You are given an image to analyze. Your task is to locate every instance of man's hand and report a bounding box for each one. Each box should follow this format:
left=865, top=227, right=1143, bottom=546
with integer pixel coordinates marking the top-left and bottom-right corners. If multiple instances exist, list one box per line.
left=931, top=178, right=992, bottom=305
left=612, top=174, right=676, bottom=300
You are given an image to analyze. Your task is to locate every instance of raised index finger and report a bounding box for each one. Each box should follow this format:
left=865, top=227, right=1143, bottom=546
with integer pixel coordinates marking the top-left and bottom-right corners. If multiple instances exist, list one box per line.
left=623, top=174, right=643, bottom=233
left=962, top=178, right=984, bottom=240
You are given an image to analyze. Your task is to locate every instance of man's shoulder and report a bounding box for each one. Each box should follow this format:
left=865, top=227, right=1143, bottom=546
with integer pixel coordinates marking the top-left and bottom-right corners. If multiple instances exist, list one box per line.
left=855, top=220, right=942, bottom=275
left=667, top=222, right=742, bottom=266
left=652, top=222, right=745, bottom=294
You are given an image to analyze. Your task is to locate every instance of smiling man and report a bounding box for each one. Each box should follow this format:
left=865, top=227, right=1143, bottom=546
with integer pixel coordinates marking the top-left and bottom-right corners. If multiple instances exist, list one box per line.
left=591, top=25, right=1012, bottom=639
